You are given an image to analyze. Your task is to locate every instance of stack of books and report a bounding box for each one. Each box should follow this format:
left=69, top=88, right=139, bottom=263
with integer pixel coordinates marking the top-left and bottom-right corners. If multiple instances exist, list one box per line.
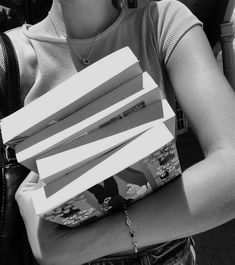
left=0, top=47, right=181, bottom=227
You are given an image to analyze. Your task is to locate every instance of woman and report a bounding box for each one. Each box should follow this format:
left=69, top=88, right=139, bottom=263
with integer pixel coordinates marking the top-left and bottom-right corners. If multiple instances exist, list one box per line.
left=5, top=0, right=235, bottom=264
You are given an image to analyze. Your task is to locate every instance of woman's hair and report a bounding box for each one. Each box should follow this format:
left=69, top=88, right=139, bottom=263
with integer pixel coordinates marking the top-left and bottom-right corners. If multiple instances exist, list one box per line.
left=112, top=0, right=122, bottom=9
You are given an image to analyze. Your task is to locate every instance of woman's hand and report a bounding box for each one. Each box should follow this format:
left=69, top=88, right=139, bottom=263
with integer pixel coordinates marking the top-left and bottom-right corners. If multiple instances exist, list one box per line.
left=15, top=171, right=109, bottom=265
left=15, top=172, right=67, bottom=265
left=15, top=171, right=40, bottom=220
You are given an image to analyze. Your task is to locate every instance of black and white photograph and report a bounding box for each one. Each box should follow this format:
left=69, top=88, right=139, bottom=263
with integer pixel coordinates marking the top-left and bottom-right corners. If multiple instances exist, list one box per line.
left=0, top=1, right=235, bottom=265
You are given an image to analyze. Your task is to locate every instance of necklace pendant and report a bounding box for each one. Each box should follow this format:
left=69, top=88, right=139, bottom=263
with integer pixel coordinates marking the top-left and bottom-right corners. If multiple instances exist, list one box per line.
left=82, top=58, right=90, bottom=65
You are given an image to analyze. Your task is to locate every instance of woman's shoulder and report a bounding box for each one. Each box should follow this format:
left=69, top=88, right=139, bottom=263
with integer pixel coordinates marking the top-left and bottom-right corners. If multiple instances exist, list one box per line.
left=147, top=0, right=199, bottom=23
left=135, top=0, right=202, bottom=40
left=6, top=26, right=24, bottom=39
left=2, top=25, right=38, bottom=103
left=5, top=25, right=36, bottom=61
left=145, top=0, right=202, bottom=65
left=6, top=24, right=38, bottom=50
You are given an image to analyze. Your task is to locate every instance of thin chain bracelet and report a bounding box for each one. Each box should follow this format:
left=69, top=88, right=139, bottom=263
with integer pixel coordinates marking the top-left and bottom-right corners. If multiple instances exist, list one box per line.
left=123, top=205, right=138, bottom=253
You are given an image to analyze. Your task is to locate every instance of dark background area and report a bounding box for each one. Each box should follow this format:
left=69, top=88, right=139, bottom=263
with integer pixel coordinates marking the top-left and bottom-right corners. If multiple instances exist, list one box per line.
left=0, top=0, right=234, bottom=264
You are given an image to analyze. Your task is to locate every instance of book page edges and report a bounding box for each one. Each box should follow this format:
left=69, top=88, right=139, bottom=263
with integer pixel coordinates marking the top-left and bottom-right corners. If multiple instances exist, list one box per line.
left=15, top=80, right=159, bottom=171
left=32, top=123, right=174, bottom=216
left=37, top=121, right=157, bottom=182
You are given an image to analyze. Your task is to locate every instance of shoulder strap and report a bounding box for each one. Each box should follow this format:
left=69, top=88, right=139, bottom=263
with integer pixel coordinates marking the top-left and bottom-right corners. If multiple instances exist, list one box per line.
left=0, top=33, right=21, bottom=162
left=0, top=32, right=21, bottom=116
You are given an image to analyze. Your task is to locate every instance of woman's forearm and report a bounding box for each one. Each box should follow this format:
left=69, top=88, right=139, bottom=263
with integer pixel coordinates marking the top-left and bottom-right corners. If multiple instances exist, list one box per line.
left=34, top=148, right=235, bottom=265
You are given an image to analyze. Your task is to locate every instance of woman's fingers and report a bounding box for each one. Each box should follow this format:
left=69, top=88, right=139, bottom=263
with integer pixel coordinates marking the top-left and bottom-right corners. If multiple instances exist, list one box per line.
left=15, top=171, right=40, bottom=202
left=22, top=171, right=39, bottom=184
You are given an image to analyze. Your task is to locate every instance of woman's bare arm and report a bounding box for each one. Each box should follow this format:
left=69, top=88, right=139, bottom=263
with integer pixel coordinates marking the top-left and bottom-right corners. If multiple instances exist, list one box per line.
left=16, top=26, right=235, bottom=265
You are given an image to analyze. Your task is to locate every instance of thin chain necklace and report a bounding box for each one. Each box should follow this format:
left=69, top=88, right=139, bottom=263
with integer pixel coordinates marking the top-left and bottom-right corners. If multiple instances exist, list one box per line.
left=48, top=13, right=101, bottom=65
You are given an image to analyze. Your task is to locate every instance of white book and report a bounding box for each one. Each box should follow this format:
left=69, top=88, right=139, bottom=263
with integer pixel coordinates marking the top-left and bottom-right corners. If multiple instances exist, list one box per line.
left=38, top=98, right=174, bottom=162
left=15, top=72, right=161, bottom=172
left=36, top=102, right=164, bottom=184
left=1, top=47, right=142, bottom=145
left=160, top=99, right=175, bottom=136
left=37, top=123, right=150, bottom=184
left=32, top=122, right=175, bottom=217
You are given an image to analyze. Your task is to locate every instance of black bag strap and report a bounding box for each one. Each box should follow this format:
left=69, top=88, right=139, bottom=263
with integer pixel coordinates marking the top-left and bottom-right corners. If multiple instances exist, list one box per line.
left=0, top=32, right=21, bottom=116
left=0, top=33, right=21, bottom=163
left=0, top=32, right=36, bottom=265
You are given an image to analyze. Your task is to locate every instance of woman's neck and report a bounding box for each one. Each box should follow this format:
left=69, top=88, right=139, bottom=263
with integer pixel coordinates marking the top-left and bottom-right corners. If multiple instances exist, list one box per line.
left=49, top=0, right=120, bottom=39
